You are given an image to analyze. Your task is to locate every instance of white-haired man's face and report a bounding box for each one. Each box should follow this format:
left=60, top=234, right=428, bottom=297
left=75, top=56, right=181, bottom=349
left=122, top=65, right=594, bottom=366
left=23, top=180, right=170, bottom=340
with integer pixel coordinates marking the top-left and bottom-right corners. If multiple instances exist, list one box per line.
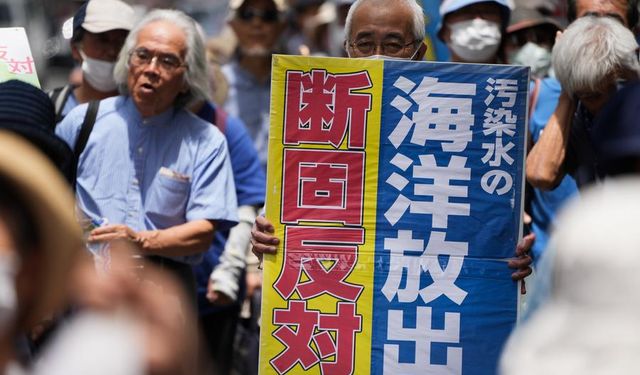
left=345, top=0, right=425, bottom=60
left=127, top=20, right=188, bottom=118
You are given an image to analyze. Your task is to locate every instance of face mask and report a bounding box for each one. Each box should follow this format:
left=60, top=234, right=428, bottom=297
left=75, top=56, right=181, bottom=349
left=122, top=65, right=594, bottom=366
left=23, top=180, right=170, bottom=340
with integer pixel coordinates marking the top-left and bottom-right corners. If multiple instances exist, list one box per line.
left=510, top=42, right=552, bottom=79
left=448, top=18, right=502, bottom=63
left=0, top=254, right=18, bottom=336
left=80, top=50, right=117, bottom=92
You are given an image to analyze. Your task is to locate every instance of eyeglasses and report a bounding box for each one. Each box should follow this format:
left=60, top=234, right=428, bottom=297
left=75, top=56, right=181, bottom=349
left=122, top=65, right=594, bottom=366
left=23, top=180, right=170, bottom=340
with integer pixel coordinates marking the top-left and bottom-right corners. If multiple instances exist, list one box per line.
left=348, top=39, right=419, bottom=57
left=129, top=47, right=186, bottom=73
left=237, top=7, right=280, bottom=23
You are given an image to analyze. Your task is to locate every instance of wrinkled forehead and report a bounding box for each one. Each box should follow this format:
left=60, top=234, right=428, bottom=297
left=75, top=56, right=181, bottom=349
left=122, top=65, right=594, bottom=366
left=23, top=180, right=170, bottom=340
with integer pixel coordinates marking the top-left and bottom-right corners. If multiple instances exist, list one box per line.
left=576, top=0, right=628, bottom=25
left=135, top=21, right=187, bottom=55
left=349, top=3, right=415, bottom=41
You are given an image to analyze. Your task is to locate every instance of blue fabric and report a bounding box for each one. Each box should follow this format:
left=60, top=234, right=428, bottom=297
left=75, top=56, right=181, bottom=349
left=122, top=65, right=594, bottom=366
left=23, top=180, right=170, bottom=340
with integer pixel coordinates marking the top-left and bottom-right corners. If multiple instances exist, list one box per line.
left=193, top=101, right=265, bottom=315
left=61, top=90, right=79, bottom=119
left=56, top=95, right=238, bottom=265
left=528, top=78, right=578, bottom=262
left=222, top=61, right=271, bottom=170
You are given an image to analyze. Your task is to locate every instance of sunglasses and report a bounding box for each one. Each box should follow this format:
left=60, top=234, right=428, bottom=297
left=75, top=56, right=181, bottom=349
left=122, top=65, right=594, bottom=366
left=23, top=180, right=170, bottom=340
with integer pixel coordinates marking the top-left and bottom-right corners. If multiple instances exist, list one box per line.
left=238, top=7, right=280, bottom=23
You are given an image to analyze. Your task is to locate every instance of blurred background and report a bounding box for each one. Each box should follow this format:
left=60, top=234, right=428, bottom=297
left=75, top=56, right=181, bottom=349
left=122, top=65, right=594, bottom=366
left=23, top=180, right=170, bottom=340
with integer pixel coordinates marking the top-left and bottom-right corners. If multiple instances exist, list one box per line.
left=0, top=0, right=234, bottom=89
left=0, top=0, right=566, bottom=90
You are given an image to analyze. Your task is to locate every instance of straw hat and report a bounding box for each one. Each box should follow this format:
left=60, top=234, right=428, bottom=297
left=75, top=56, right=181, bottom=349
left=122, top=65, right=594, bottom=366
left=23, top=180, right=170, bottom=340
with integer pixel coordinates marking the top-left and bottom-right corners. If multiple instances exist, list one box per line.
left=0, top=131, right=82, bottom=327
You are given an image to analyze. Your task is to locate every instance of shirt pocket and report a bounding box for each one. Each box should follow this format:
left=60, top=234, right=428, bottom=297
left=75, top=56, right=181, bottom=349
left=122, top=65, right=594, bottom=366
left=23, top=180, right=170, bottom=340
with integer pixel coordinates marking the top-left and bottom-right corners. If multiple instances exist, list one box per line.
left=145, top=171, right=191, bottom=227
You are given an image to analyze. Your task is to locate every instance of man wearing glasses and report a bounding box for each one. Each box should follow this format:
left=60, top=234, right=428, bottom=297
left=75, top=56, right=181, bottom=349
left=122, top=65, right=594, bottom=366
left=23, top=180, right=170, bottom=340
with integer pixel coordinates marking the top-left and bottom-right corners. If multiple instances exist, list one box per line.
left=223, top=0, right=288, bottom=170
left=56, top=9, right=238, bottom=298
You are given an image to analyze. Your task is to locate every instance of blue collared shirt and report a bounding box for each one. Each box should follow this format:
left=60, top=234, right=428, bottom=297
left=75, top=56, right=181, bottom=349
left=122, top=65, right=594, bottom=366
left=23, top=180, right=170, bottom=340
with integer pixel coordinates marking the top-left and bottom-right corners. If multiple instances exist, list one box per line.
left=222, top=61, right=271, bottom=170
left=56, top=95, right=238, bottom=265
left=194, top=101, right=266, bottom=314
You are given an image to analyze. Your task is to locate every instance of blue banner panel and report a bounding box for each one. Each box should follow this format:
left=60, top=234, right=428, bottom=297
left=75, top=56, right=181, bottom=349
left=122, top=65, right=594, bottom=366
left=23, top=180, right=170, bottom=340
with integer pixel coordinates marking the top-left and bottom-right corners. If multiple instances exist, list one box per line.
left=371, top=60, right=529, bottom=375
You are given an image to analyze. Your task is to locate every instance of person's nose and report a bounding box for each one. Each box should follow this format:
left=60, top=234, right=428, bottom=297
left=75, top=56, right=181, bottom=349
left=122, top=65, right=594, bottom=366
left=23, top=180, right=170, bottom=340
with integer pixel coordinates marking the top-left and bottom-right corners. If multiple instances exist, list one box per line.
left=104, top=44, right=120, bottom=61
left=142, top=56, right=161, bottom=76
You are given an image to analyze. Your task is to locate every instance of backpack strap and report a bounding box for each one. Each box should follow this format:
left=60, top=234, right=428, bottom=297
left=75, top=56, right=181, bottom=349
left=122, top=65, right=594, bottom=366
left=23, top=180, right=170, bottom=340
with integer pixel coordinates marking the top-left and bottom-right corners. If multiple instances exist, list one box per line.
left=48, top=84, right=75, bottom=125
left=72, top=100, right=100, bottom=182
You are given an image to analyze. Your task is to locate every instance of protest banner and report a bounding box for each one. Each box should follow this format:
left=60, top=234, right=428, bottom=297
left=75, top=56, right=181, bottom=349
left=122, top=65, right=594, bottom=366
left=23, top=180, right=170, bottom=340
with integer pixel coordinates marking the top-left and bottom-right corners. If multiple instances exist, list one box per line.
left=261, top=55, right=529, bottom=375
left=0, top=28, right=40, bottom=86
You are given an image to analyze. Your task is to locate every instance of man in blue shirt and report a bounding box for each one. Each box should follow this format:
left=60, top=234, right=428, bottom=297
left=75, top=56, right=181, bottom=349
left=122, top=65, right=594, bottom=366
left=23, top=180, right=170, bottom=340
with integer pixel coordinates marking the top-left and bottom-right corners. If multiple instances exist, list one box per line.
left=56, top=9, right=238, bottom=296
left=193, top=100, right=265, bottom=375
left=223, top=0, right=288, bottom=170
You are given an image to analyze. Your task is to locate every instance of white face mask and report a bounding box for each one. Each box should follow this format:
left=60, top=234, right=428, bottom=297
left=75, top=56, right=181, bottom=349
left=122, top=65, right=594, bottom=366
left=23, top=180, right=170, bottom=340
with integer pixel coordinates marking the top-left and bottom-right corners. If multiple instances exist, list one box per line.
left=509, top=42, right=552, bottom=79
left=80, top=50, right=118, bottom=92
left=0, top=254, right=18, bottom=336
left=448, top=18, right=502, bottom=63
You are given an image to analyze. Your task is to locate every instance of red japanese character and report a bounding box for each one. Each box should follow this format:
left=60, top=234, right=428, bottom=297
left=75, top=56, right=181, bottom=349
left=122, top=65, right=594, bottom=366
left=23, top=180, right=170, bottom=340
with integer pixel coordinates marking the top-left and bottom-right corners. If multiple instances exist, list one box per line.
left=271, top=300, right=320, bottom=373
left=271, top=301, right=363, bottom=375
left=0, top=47, right=7, bottom=61
left=284, top=69, right=371, bottom=149
left=316, top=302, right=362, bottom=375
left=282, top=149, right=364, bottom=225
left=7, top=57, right=34, bottom=74
left=273, top=226, right=364, bottom=301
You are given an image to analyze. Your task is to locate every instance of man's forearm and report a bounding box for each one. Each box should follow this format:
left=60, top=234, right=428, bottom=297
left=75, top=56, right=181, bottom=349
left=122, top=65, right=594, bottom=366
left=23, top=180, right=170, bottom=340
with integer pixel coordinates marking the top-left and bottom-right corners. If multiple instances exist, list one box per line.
left=136, top=219, right=215, bottom=257
left=210, top=205, right=259, bottom=300
left=526, top=91, right=576, bottom=190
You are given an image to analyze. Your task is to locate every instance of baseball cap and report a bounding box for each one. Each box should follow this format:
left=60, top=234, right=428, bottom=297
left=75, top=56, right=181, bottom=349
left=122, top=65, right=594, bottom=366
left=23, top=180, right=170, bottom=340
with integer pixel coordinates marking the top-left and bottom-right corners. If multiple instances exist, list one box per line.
left=72, top=0, right=136, bottom=40
left=507, top=6, right=564, bottom=34
left=437, top=0, right=512, bottom=38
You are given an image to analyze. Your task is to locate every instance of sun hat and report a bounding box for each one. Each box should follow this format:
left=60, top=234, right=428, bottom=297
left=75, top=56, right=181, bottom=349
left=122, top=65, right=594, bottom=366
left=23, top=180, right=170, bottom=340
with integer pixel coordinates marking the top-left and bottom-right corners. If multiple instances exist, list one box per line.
left=0, top=80, right=74, bottom=182
left=72, top=0, right=136, bottom=42
left=0, top=131, right=82, bottom=327
left=500, top=177, right=640, bottom=375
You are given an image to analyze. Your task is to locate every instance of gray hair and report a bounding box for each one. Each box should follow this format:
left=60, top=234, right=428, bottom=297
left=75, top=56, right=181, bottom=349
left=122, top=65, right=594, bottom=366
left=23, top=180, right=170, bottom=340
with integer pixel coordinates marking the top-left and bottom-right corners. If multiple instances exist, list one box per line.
left=552, top=15, right=640, bottom=96
left=113, top=9, right=210, bottom=109
left=344, top=0, right=425, bottom=44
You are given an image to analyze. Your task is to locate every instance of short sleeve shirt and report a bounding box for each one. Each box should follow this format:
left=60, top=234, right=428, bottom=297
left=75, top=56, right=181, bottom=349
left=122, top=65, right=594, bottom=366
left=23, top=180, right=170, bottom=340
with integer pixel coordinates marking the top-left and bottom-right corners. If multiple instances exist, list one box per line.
left=56, top=96, right=238, bottom=264
left=221, top=61, right=271, bottom=170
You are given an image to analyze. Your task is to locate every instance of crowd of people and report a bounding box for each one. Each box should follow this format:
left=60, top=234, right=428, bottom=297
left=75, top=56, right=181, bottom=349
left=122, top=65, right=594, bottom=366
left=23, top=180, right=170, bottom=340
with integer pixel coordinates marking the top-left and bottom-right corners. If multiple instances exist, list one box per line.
left=0, top=0, right=639, bottom=373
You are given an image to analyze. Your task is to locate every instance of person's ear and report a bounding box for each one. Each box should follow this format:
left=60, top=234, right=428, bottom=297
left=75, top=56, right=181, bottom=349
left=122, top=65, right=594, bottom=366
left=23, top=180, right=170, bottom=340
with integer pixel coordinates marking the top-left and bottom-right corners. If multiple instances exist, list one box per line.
left=70, top=43, right=82, bottom=63
left=229, top=17, right=241, bottom=35
left=413, top=41, right=427, bottom=61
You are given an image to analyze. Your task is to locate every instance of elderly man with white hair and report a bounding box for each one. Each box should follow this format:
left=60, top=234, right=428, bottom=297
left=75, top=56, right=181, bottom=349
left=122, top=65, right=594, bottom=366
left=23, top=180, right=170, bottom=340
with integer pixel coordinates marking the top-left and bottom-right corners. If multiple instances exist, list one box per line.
left=56, top=9, right=238, bottom=297
left=526, top=15, right=640, bottom=190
